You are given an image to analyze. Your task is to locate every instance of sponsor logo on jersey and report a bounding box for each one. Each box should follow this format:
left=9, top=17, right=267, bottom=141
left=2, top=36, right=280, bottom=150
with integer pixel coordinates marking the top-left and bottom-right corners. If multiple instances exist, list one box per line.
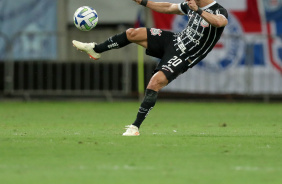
left=150, top=28, right=162, bottom=36
left=177, top=37, right=186, bottom=53
left=186, top=27, right=204, bottom=37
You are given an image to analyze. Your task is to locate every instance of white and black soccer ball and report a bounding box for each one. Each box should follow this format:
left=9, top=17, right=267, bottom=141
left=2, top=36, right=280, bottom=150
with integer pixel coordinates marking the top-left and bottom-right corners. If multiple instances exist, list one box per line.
left=73, top=6, right=98, bottom=31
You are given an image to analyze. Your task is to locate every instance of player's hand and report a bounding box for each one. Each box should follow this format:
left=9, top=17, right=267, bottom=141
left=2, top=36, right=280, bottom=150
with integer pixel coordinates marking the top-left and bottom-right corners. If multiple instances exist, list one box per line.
left=132, top=0, right=142, bottom=5
left=186, top=0, right=198, bottom=11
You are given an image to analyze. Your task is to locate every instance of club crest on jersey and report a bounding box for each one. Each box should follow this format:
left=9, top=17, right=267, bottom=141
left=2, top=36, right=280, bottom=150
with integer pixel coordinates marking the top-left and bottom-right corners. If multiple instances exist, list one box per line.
left=150, top=28, right=162, bottom=36
left=201, top=19, right=209, bottom=28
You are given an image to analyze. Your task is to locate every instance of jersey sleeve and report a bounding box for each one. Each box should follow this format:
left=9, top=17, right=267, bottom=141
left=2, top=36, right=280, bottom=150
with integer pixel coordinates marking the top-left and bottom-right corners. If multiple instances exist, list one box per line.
left=178, top=2, right=190, bottom=15
left=216, top=8, right=228, bottom=19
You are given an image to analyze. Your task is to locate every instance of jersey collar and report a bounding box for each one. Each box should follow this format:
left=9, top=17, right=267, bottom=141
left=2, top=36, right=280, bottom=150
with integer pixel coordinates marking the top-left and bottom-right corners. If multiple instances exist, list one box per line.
left=200, top=1, right=217, bottom=10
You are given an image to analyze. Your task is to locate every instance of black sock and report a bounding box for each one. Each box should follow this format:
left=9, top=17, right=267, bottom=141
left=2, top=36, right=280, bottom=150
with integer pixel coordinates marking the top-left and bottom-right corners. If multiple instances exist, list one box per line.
left=132, top=89, right=158, bottom=128
left=94, top=32, right=131, bottom=53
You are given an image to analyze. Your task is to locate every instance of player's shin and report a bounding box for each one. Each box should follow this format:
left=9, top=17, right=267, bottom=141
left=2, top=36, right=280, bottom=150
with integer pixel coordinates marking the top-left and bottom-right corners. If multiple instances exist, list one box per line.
left=132, top=89, right=158, bottom=128
left=94, top=32, right=131, bottom=53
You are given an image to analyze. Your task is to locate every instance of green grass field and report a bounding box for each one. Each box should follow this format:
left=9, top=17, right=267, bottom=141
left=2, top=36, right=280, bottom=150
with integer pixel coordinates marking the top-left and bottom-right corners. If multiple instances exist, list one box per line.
left=0, top=101, right=281, bottom=184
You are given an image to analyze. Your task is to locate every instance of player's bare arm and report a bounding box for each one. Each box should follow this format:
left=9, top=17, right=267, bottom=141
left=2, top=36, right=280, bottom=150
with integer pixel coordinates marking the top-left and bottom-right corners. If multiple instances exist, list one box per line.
left=187, top=0, right=228, bottom=27
left=201, top=11, right=228, bottom=27
left=132, top=0, right=183, bottom=15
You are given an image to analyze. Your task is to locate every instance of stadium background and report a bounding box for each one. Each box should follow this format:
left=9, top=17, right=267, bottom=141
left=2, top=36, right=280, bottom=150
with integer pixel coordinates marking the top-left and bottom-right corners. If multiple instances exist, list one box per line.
left=0, top=0, right=282, bottom=100
left=0, top=1, right=282, bottom=184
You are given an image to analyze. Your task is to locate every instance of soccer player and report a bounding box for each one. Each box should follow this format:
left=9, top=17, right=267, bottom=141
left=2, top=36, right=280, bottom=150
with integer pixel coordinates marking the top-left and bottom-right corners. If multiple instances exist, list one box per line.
left=72, top=0, right=228, bottom=136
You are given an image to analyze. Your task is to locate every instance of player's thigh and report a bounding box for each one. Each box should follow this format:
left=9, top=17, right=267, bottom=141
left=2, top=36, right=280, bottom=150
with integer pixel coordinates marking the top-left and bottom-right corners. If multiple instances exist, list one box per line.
left=146, top=28, right=174, bottom=59
left=126, top=28, right=148, bottom=48
left=157, top=54, right=190, bottom=83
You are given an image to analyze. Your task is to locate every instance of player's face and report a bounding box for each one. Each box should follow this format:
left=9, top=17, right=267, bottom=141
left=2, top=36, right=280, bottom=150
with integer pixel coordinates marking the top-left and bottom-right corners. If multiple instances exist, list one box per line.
left=187, top=0, right=201, bottom=6
left=195, top=0, right=201, bottom=5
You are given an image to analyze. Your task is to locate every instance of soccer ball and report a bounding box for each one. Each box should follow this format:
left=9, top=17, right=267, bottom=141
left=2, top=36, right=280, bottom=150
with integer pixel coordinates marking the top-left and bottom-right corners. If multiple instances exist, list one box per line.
left=73, top=6, right=98, bottom=31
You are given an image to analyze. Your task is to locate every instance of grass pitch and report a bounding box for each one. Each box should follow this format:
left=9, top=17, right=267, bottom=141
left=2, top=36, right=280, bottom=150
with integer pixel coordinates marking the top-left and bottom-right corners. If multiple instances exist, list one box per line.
left=0, top=101, right=281, bottom=184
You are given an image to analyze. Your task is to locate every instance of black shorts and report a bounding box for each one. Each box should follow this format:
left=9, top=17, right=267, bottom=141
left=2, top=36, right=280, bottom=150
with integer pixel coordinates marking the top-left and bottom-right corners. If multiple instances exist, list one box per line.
left=146, top=28, right=189, bottom=83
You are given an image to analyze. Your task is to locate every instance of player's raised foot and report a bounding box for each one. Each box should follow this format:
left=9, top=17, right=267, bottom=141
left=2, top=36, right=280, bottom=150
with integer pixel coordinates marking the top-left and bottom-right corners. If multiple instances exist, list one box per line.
left=122, top=125, right=140, bottom=136
left=72, top=40, right=101, bottom=60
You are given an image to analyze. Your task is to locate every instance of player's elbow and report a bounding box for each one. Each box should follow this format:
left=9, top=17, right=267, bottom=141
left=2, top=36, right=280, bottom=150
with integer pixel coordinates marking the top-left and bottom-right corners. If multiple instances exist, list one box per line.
left=213, top=19, right=228, bottom=28
left=166, top=4, right=180, bottom=14
left=213, top=20, right=223, bottom=28
left=164, top=8, right=174, bottom=14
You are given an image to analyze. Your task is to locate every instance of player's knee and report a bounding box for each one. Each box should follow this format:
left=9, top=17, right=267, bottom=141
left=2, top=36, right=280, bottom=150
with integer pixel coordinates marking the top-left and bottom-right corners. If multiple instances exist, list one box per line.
left=147, top=71, right=168, bottom=91
left=126, top=28, right=140, bottom=41
left=147, top=78, right=167, bottom=92
left=126, top=28, right=136, bottom=41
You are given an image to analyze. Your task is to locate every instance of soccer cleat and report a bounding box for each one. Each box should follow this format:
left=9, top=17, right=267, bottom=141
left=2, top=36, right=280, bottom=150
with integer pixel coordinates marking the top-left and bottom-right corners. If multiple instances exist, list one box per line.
left=72, top=40, right=101, bottom=60
left=122, top=125, right=140, bottom=136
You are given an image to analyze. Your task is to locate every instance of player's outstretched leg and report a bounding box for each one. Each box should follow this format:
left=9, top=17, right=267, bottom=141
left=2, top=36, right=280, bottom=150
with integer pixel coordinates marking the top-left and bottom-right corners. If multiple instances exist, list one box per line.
left=123, top=71, right=168, bottom=136
left=72, top=28, right=148, bottom=60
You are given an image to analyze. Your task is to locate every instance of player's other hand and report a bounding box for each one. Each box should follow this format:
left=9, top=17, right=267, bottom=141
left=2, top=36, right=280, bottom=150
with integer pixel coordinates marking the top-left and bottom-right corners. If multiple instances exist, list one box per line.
left=186, top=0, right=198, bottom=11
